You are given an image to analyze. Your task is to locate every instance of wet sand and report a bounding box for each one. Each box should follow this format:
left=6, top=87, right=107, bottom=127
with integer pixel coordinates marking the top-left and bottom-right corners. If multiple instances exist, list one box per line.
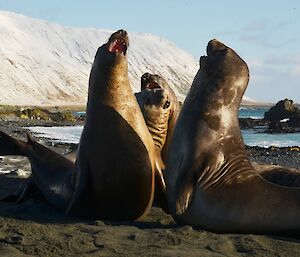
left=0, top=119, right=300, bottom=257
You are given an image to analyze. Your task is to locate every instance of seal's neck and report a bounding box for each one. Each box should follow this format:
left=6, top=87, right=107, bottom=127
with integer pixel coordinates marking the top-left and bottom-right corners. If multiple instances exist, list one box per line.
left=86, top=59, right=131, bottom=112
left=145, top=112, right=169, bottom=151
left=203, top=107, right=245, bottom=154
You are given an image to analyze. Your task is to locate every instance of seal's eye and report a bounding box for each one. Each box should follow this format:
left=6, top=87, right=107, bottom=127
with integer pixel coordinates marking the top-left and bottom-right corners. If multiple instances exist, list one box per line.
left=108, top=39, right=127, bottom=55
left=163, top=100, right=170, bottom=109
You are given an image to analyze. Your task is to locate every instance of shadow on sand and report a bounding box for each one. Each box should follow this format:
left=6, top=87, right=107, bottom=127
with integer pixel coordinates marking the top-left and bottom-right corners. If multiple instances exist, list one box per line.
left=0, top=174, right=176, bottom=229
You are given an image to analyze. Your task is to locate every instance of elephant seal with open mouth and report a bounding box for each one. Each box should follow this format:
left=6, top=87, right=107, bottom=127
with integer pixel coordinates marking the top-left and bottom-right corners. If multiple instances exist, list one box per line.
left=0, top=30, right=156, bottom=221
left=135, top=73, right=179, bottom=211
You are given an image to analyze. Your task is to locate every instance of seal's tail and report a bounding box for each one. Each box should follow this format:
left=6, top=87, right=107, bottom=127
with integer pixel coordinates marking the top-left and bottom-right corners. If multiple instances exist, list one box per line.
left=0, top=131, right=31, bottom=156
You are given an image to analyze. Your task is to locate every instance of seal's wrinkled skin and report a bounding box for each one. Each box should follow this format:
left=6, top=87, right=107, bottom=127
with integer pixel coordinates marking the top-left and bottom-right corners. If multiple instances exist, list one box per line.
left=166, top=39, right=300, bottom=233
left=135, top=73, right=179, bottom=211
left=140, top=73, right=180, bottom=163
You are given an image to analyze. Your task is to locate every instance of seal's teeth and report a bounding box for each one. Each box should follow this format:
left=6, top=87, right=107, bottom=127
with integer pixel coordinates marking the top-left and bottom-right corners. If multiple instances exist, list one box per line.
left=108, top=38, right=127, bottom=54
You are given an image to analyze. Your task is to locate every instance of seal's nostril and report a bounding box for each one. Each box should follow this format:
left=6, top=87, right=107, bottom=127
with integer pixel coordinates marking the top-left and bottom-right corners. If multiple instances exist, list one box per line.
left=117, top=29, right=127, bottom=36
left=207, top=39, right=227, bottom=56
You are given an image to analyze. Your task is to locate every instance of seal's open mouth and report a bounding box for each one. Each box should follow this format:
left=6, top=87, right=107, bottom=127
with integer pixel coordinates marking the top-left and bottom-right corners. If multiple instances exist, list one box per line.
left=141, top=73, right=162, bottom=91
left=140, top=73, right=172, bottom=109
left=108, top=38, right=127, bottom=55
left=108, top=29, right=128, bottom=55
left=145, top=82, right=161, bottom=90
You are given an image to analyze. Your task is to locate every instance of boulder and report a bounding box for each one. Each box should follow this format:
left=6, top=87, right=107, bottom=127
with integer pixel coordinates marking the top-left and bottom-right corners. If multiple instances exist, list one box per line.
left=264, top=99, right=300, bottom=133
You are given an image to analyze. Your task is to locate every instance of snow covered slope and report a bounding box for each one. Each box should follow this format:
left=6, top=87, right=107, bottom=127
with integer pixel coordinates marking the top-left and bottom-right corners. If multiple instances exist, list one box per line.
left=0, top=11, right=254, bottom=106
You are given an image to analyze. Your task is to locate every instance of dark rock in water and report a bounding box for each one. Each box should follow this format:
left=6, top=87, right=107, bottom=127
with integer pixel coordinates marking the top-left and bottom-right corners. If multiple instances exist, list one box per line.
left=264, top=99, right=300, bottom=121
left=238, top=118, right=269, bottom=129
left=264, top=99, right=300, bottom=133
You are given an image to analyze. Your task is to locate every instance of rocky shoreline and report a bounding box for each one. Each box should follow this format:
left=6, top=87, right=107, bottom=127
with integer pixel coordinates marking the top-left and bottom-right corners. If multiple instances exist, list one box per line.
left=0, top=118, right=299, bottom=256
left=1, top=117, right=299, bottom=169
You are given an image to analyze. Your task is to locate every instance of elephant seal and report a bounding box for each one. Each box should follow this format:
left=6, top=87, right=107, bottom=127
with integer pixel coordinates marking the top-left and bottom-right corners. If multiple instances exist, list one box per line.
left=140, top=73, right=180, bottom=163
left=165, top=39, right=300, bottom=233
left=135, top=73, right=179, bottom=211
left=68, top=29, right=156, bottom=220
left=0, top=30, right=156, bottom=221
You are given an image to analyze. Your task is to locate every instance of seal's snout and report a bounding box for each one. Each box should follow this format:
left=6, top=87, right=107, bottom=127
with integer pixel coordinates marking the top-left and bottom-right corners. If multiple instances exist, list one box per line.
left=116, top=29, right=127, bottom=37
left=108, top=29, right=129, bottom=55
left=141, top=73, right=151, bottom=86
left=141, top=73, right=162, bottom=91
left=207, top=39, right=227, bottom=56
left=109, top=29, right=128, bottom=39
left=139, top=86, right=170, bottom=108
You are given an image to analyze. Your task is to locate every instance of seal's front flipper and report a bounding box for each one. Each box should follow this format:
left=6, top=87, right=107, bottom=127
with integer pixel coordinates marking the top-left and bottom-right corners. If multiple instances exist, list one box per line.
left=0, top=176, right=37, bottom=203
left=0, top=193, right=20, bottom=202
left=66, top=158, right=89, bottom=217
left=152, top=153, right=170, bottom=213
left=155, top=153, right=166, bottom=192
left=0, top=131, right=76, bottom=212
left=0, top=131, right=29, bottom=156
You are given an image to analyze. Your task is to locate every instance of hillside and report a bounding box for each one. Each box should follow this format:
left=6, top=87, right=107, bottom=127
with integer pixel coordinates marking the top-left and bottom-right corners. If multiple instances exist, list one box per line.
left=0, top=11, right=256, bottom=106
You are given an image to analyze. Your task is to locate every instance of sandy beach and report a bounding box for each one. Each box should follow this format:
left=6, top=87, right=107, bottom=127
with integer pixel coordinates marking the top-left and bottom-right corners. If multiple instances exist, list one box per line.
left=0, top=119, right=300, bottom=257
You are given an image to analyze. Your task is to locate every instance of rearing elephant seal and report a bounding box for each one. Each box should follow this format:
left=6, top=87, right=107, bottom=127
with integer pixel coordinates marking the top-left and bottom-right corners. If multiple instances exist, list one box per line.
left=135, top=73, right=179, bottom=211
left=165, top=39, right=300, bottom=233
left=68, top=29, right=156, bottom=220
left=0, top=30, right=156, bottom=221
left=140, top=73, right=180, bottom=163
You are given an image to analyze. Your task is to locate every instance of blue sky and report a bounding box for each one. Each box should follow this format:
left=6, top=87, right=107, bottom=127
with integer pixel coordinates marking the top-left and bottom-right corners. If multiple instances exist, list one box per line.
left=0, top=0, right=299, bottom=103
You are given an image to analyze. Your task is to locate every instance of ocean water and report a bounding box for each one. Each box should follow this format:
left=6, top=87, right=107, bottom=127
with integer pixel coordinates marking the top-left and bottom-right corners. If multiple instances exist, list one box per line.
left=239, top=107, right=300, bottom=147
left=242, top=127, right=300, bottom=147
left=28, top=125, right=83, bottom=144
left=27, top=108, right=300, bottom=147
left=238, top=107, right=268, bottom=119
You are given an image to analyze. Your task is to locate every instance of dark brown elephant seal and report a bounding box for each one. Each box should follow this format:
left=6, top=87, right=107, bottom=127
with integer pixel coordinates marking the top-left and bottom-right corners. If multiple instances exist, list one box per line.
left=0, top=30, right=156, bottom=221
left=135, top=73, right=179, bottom=211
left=165, top=39, right=300, bottom=233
